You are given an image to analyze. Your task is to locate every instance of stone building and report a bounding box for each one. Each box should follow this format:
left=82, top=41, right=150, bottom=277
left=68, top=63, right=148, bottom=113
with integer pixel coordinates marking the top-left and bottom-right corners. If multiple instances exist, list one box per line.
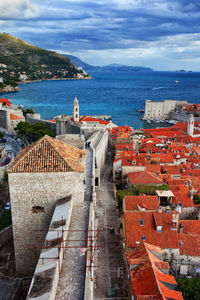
left=143, top=99, right=188, bottom=120
left=8, top=135, right=86, bottom=276
left=0, top=98, right=25, bottom=133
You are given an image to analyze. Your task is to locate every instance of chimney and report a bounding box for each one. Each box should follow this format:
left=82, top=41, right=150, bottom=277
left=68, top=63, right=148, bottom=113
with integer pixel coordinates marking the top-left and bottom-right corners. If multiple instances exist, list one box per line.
left=171, top=213, right=179, bottom=230
left=179, top=223, right=184, bottom=234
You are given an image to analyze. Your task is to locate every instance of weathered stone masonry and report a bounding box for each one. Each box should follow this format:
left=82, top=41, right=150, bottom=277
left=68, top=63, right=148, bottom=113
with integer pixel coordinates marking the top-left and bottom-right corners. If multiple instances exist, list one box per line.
left=9, top=171, right=85, bottom=276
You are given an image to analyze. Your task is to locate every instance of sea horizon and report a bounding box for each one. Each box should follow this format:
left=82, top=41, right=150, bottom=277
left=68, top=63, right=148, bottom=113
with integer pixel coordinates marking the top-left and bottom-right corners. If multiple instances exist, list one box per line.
left=1, top=70, right=200, bottom=129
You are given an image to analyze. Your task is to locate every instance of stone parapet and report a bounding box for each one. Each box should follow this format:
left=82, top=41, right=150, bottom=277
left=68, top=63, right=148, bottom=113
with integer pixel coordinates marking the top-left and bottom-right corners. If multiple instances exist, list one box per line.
left=26, top=197, right=73, bottom=300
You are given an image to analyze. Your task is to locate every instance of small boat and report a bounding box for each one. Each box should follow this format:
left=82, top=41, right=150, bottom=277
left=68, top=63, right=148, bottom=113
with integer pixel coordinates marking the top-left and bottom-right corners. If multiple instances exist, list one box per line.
left=146, top=120, right=151, bottom=124
left=174, top=80, right=180, bottom=84
left=137, top=108, right=144, bottom=113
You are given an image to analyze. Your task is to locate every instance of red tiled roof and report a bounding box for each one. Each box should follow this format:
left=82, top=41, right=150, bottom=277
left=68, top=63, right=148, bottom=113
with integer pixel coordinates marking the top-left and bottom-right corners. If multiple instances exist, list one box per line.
left=122, top=155, right=146, bottom=166
left=8, top=135, right=86, bottom=173
left=127, top=243, right=183, bottom=300
left=124, top=211, right=179, bottom=249
left=0, top=98, right=11, bottom=107
left=146, top=164, right=161, bottom=175
left=124, top=195, right=159, bottom=211
left=79, top=115, right=110, bottom=125
left=127, top=171, right=163, bottom=185
left=178, top=220, right=200, bottom=235
left=10, top=113, right=24, bottom=121
left=179, top=234, right=200, bottom=256
left=115, top=143, right=134, bottom=151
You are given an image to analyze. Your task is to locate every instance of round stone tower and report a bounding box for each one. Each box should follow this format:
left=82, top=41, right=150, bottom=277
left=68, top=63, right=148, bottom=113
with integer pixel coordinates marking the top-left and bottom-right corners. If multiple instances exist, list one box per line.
left=73, top=96, right=79, bottom=122
left=187, top=114, right=194, bottom=136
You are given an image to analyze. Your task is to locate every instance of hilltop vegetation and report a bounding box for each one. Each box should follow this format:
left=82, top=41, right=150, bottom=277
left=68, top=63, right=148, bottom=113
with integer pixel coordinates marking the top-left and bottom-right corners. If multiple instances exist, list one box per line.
left=0, top=33, right=90, bottom=92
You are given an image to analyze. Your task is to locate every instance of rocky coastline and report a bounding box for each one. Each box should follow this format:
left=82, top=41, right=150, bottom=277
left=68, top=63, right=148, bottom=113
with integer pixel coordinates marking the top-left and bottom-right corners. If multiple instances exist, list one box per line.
left=0, top=85, right=19, bottom=93
left=0, top=76, right=92, bottom=94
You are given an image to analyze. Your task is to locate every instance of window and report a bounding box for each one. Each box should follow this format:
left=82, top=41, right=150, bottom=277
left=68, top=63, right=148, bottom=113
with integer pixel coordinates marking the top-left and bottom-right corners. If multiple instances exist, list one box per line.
left=142, top=235, right=146, bottom=240
left=31, top=206, right=44, bottom=213
left=139, top=219, right=144, bottom=225
left=132, top=161, right=136, bottom=165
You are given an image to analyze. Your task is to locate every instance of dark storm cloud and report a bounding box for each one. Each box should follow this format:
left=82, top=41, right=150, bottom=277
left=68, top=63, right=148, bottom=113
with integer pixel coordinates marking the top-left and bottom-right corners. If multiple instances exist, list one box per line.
left=1, top=0, right=200, bottom=69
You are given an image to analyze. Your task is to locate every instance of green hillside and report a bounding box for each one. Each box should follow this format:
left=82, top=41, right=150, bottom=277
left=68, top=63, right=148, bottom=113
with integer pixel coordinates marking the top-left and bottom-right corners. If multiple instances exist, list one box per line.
left=0, top=33, right=90, bottom=91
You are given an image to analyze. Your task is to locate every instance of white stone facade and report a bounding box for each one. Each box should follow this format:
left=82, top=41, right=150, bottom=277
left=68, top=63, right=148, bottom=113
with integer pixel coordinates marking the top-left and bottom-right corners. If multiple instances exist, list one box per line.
left=143, top=100, right=188, bottom=120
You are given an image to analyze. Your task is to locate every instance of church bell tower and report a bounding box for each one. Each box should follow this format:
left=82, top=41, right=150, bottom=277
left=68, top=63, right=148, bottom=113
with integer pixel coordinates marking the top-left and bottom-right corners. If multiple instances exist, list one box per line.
left=73, top=96, right=79, bottom=122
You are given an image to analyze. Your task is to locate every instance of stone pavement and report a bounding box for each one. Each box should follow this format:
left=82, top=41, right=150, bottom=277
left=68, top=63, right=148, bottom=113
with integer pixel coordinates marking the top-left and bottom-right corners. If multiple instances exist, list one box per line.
left=94, top=151, right=128, bottom=299
left=85, top=147, right=93, bottom=198
left=55, top=146, right=93, bottom=300
left=55, top=201, right=90, bottom=300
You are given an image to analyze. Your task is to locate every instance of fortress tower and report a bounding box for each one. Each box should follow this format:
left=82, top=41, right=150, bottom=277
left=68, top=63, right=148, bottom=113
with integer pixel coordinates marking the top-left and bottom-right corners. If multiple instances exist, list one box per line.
left=73, top=96, right=79, bottom=122
left=187, top=114, right=194, bottom=136
left=8, top=135, right=86, bottom=276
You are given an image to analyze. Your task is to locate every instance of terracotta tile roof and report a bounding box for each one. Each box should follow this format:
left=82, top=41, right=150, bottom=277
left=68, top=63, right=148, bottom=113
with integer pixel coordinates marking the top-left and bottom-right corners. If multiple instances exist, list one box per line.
left=127, top=243, right=183, bottom=300
left=10, top=113, right=24, bottom=120
left=122, top=155, right=146, bottom=166
left=0, top=98, right=11, bottom=107
left=124, top=195, right=159, bottom=211
left=178, top=220, right=200, bottom=235
left=127, top=171, right=163, bottom=185
left=79, top=115, right=110, bottom=125
left=169, top=185, right=194, bottom=207
left=115, top=143, right=134, bottom=151
left=179, top=234, right=200, bottom=256
left=146, top=164, right=161, bottom=175
left=8, top=135, right=85, bottom=173
left=161, top=165, right=180, bottom=175
left=124, top=211, right=179, bottom=249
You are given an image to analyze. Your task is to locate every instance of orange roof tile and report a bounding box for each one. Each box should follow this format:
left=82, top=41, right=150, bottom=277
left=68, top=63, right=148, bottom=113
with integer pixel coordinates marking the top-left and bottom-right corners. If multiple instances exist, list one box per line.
left=10, top=113, right=24, bottom=120
left=79, top=115, right=110, bottom=125
left=178, top=220, right=200, bottom=235
left=0, top=98, right=12, bottom=107
left=179, top=234, right=200, bottom=256
left=124, top=211, right=179, bottom=249
left=124, top=195, right=159, bottom=211
left=8, top=135, right=85, bottom=173
left=127, top=243, right=183, bottom=300
left=146, top=164, right=161, bottom=175
left=127, top=171, right=163, bottom=185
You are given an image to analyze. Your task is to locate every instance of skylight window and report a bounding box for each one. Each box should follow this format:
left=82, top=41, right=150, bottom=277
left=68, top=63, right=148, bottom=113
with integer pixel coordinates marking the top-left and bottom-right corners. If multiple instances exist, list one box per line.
left=139, top=219, right=144, bottom=226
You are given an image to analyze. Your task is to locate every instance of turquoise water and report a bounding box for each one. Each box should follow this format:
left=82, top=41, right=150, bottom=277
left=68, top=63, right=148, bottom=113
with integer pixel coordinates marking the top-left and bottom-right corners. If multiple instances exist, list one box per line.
left=1, top=71, right=200, bottom=128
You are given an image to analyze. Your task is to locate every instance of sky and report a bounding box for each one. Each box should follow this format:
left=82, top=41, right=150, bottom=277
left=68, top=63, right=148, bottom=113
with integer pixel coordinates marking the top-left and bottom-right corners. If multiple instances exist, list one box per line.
left=1, top=0, right=200, bottom=70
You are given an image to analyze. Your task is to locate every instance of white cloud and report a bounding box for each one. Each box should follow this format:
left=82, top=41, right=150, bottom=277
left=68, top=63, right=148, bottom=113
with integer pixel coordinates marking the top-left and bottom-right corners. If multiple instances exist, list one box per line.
left=0, top=0, right=40, bottom=19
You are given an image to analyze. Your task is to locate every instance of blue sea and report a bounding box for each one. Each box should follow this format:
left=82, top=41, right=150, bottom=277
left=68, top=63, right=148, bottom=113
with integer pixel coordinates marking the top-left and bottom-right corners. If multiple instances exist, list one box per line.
left=1, top=71, right=200, bottom=129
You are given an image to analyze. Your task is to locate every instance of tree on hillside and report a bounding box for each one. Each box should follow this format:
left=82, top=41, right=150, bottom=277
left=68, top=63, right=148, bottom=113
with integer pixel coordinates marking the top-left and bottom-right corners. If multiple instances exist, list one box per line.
left=15, top=121, right=55, bottom=142
left=22, top=108, right=35, bottom=117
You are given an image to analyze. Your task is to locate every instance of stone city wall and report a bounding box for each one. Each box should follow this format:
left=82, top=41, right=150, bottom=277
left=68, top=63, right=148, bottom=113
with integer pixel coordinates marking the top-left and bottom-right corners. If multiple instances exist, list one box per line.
left=0, top=109, right=8, bottom=130
left=27, top=197, right=73, bottom=300
left=143, top=100, right=188, bottom=120
left=84, top=202, right=96, bottom=300
left=26, top=114, right=56, bottom=133
left=9, top=171, right=85, bottom=276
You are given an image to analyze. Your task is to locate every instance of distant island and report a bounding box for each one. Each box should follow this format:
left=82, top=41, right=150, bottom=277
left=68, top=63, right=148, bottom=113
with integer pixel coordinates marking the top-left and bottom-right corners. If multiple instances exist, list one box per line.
left=66, top=55, right=154, bottom=72
left=0, top=33, right=90, bottom=93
